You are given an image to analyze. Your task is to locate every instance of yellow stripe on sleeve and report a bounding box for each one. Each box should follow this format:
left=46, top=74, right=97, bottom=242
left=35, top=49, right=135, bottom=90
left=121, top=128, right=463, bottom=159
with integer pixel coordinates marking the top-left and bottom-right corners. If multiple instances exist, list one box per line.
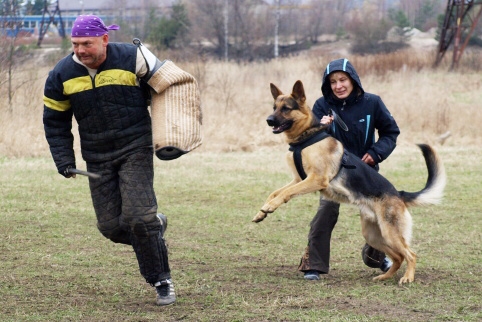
left=43, top=95, right=71, bottom=112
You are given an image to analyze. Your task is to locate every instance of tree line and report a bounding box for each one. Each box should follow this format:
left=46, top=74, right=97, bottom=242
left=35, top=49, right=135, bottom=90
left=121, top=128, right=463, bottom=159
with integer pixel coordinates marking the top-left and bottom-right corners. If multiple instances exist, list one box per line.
left=2, top=0, right=482, bottom=61
left=125, top=0, right=481, bottom=60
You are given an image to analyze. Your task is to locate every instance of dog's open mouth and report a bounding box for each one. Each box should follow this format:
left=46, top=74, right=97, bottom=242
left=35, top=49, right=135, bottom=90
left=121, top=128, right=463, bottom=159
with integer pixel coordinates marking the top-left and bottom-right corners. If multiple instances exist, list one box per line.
left=271, top=120, right=293, bottom=134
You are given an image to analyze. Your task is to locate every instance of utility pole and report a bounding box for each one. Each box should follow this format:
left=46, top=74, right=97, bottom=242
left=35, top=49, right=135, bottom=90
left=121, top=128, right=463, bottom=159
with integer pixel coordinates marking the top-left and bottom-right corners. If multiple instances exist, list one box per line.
left=37, top=0, right=66, bottom=47
left=435, top=0, right=482, bottom=70
left=274, top=0, right=280, bottom=58
left=224, top=0, right=228, bottom=61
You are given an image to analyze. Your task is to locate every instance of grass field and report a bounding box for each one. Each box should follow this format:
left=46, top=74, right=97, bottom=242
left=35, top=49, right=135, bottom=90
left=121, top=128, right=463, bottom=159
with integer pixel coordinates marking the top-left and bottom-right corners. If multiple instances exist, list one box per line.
left=1, top=145, right=480, bottom=321
left=0, top=43, right=481, bottom=321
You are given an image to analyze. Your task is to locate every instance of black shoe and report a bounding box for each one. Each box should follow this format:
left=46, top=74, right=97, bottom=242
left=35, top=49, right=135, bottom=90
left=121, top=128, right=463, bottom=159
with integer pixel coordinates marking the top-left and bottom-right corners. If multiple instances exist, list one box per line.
left=155, top=279, right=176, bottom=306
left=157, top=213, right=168, bottom=238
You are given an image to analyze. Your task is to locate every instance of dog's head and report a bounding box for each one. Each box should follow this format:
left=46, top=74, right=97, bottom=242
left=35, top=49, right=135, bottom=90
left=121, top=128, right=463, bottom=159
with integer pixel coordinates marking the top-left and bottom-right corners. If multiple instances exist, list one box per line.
left=267, top=80, right=315, bottom=139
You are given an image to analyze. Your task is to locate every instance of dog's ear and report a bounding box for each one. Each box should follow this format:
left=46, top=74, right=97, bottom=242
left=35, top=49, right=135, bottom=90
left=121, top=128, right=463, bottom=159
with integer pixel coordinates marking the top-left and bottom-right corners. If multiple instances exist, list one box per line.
left=270, top=83, right=283, bottom=100
left=291, top=80, right=306, bottom=103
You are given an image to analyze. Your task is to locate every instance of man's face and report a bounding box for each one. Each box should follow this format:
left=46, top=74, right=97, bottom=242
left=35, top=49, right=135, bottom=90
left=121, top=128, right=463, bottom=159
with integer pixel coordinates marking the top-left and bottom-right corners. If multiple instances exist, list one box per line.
left=71, top=34, right=108, bottom=69
left=329, top=71, right=354, bottom=100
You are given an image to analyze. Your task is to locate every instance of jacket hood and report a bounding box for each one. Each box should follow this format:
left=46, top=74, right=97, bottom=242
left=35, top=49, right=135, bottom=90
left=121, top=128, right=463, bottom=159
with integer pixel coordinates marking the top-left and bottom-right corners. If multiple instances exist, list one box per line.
left=321, top=58, right=364, bottom=102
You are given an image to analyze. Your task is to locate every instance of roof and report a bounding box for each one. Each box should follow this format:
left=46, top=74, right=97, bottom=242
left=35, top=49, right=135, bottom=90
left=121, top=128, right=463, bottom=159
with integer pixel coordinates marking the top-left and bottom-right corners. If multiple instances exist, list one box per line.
left=58, top=0, right=174, bottom=11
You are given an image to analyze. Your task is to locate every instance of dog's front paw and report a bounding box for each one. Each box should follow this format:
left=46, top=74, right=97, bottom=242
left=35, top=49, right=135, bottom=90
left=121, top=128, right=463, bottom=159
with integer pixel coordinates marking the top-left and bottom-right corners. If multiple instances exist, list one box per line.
left=373, top=274, right=389, bottom=282
left=252, top=211, right=267, bottom=223
left=398, top=275, right=414, bottom=285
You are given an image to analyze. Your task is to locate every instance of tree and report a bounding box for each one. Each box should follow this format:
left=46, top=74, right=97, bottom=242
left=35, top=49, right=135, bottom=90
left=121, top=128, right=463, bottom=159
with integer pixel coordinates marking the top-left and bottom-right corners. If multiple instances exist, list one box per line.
left=414, top=0, right=437, bottom=30
left=346, top=3, right=393, bottom=55
left=24, top=0, right=44, bottom=15
left=0, top=0, right=23, bottom=109
left=390, top=8, right=411, bottom=30
left=1, top=0, right=21, bottom=16
left=170, top=1, right=191, bottom=46
left=148, top=1, right=190, bottom=50
left=388, top=8, right=412, bottom=41
left=398, top=0, right=443, bottom=31
left=231, top=0, right=269, bottom=60
left=188, top=0, right=226, bottom=57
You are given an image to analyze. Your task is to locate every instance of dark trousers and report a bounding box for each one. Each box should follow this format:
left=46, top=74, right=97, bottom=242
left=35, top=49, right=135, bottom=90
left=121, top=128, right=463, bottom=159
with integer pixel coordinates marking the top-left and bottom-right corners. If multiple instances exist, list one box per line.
left=87, top=147, right=170, bottom=284
left=298, top=197, right=385, bottom=274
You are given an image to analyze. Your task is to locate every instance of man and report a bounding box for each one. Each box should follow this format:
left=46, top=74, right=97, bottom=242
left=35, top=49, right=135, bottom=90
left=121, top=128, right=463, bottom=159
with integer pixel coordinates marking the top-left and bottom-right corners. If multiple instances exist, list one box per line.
left=43, top=15, right=175, bottom=305
left=299, top=58, right=400, bottom=280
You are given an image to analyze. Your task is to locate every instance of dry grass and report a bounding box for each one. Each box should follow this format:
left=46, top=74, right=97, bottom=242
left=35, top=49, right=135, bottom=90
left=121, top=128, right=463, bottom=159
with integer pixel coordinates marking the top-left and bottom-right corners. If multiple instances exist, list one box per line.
left=0, top=47, right=481, bottom=159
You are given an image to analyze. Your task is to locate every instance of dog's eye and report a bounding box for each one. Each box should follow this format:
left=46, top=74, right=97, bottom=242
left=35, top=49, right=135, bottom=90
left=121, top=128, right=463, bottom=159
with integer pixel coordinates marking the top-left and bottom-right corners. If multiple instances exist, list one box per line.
left=281, top=106, right=290, bottom=113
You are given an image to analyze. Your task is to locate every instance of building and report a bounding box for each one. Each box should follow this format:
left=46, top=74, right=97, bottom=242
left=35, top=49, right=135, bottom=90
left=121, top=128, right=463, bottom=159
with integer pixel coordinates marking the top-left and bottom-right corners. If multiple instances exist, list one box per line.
left=58, top=0, right=174, bottom=16
left=1, top=0, right=175, bottom=39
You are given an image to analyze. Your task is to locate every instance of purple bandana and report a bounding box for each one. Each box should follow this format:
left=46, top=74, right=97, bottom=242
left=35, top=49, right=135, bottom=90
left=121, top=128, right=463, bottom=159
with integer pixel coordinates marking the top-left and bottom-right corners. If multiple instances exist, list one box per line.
left=71, top=15, right=120, bottom=37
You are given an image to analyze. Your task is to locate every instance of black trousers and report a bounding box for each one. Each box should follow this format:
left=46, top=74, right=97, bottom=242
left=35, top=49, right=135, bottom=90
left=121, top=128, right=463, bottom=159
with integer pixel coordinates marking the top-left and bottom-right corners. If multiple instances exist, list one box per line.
left=298, top=198, right=385, bottom=274
left=87, top=147, right=170, bottom=284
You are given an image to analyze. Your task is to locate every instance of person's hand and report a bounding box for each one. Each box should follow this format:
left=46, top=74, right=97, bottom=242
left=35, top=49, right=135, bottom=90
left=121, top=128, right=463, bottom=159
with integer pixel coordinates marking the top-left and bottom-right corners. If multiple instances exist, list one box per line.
left=320, top=115, right=334, bottom=125
left=361, top=153, right=375, bottom=166
left=59, top=165, right=76, bottom=178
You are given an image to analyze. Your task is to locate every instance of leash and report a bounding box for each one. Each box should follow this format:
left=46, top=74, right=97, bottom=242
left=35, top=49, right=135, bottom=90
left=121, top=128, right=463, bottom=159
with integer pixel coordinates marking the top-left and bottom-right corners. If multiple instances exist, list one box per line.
left=329, top=108, right=349, bottom=131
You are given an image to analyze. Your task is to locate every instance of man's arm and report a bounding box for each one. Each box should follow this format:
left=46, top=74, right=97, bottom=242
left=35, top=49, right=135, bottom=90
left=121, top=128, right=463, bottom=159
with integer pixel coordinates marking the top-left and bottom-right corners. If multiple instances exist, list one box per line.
left=43, top=71, right=76, bottom=177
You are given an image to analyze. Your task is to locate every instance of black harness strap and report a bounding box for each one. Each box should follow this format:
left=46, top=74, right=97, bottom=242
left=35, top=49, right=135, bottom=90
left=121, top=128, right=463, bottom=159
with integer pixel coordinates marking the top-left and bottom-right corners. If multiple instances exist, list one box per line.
left=288, top=131, right=330, bottom=180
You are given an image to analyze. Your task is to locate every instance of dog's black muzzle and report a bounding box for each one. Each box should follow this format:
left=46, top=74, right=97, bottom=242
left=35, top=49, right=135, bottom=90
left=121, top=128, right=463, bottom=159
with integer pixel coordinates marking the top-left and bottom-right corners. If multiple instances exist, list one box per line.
left=267, top=115, right=293, bottom=134
left=266, top=115, right=278, bottom=127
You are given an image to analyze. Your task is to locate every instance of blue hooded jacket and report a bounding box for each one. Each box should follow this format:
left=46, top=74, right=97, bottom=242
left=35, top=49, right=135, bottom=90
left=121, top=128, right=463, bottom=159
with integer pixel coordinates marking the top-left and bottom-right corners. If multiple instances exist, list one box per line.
left=312, top=58, right=400, bottom=167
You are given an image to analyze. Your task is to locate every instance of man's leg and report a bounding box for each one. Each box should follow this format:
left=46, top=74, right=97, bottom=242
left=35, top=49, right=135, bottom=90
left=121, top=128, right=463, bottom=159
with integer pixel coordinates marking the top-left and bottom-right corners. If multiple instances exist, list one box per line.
left=88, top=160, right=131, bottom=245
left=119, top=149, right=171, bottom=284
left=299, top=198, right=340, bottom=278
left=88, top=149, right=174, bottom=305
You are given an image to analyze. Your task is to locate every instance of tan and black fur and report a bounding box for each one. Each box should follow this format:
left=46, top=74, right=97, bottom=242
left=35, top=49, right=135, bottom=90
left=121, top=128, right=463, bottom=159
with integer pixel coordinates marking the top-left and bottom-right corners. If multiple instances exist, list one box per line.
left=252, top=80, right=446, bottom=285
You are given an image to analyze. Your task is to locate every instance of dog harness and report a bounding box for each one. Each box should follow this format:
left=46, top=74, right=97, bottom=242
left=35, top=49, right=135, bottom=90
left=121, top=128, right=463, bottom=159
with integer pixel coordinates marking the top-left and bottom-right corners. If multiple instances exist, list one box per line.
left=289, top=130, right=356, bottom=180
left=289, top=131, right=330, bottom=180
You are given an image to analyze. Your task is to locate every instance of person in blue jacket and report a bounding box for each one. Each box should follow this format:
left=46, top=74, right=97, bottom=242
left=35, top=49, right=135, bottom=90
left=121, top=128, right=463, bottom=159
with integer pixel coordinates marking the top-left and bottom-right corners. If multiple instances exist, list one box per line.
left=299, top=58, right=400, bottom=280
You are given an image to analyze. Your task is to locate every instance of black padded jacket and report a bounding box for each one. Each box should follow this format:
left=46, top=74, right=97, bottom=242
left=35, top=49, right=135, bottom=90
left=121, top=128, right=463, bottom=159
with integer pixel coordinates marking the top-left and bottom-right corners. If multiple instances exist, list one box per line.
left=312, top=58, right=400, bottom=167
left=43, top=43, right=151, bottom=170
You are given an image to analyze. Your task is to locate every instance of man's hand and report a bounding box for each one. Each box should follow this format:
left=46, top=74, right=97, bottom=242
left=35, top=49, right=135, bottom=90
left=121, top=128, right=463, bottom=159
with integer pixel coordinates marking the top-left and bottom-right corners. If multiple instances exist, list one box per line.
left=59, top=165, right=76, bottom=178
left=361, top=153, right=375, bottom=166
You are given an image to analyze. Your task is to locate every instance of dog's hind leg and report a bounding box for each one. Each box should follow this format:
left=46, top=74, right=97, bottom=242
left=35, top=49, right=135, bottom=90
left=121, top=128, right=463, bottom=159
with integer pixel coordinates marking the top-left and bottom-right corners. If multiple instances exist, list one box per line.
left=371, top=208, right=417, bottom=285
left=389, top=208, right=417, bottom=285
left=360, top=216, right=403, bottom=281
left=375, top=242, right=416, bottom=285
left=373, top=250, right=402, bottom=282
left=398, top=247, right=416, bottom=285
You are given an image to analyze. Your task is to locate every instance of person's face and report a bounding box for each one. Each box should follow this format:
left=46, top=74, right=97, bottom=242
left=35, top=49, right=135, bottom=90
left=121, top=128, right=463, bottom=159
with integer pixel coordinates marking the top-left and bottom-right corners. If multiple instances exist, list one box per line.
left=329, top=71, right=354, bottom=100
left=72, top=34, right=108, bottom=69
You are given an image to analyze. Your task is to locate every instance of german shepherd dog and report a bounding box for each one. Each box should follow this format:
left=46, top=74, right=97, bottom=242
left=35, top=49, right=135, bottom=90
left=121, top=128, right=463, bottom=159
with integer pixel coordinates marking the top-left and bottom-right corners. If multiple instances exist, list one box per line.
left=252, top=80, right=446, bottom=285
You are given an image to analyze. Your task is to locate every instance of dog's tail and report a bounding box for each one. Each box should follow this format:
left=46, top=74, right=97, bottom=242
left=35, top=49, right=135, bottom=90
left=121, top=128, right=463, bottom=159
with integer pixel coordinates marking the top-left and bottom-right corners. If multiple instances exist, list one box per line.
left=399, top=144, right=446, bottom=207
